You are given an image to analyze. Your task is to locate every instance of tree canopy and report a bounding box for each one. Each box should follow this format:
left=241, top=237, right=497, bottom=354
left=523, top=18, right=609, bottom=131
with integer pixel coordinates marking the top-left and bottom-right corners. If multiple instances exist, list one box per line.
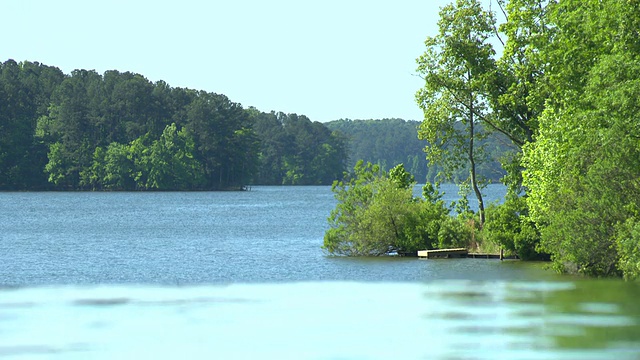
left=520, top=0, right=640, bottom=277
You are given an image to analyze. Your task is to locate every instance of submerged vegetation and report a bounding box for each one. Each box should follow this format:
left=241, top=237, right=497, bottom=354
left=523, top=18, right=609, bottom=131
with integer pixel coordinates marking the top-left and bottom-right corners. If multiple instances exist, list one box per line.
left=325, top=0, right=640, bottom=281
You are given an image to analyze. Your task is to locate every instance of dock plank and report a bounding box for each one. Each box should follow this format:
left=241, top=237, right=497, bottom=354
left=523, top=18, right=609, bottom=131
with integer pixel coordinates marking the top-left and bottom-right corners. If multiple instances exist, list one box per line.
left=417, top=248, right=468, bottom=259
left=418, top=248, right=519, bottom=260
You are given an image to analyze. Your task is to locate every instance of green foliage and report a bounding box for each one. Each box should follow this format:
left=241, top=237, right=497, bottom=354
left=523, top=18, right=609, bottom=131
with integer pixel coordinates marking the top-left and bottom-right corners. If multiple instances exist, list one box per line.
left=521, top=0, right=640, bottom=277
left=389, top=163, right=415, bottom=190
left=422, top=182, right=443, bottom=203
left=489, top=0, right=550, bottom=147
left=437, top=216, right=472, bottom=250
left=144, top=124, right=205, bottom=190
left=252, top=111, right=347, bottom=185
left=402, top=199, right=450, bottom=251
left=482, top=195, right=543, bottom=260
left=102, top=142, right=136, bottom=190
left=0, top=60, right=65, bottom=189
left=78, top=123, right=206, bottom=190
left=323, top=161, right=385, bottom=256
left=82, top=146, right=107, bottom=189
left=323, top=161, right=451, bottom=256
left=616, top=218, right=640, bottom=281
left=44, top=142, right=71, bottom=186
left=454, top=181, right=473, bottom=217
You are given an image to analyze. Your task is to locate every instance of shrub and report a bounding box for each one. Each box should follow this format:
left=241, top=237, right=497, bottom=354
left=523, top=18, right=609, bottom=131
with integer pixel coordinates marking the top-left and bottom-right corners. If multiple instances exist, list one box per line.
left=437, top=216, right=472, bottom=249
left=482, top=195, right=545, bottom=260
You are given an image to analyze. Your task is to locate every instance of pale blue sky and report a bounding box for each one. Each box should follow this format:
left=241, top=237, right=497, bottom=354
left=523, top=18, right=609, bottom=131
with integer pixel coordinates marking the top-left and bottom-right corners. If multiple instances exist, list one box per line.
left=2, top=0, right=498, bottom=122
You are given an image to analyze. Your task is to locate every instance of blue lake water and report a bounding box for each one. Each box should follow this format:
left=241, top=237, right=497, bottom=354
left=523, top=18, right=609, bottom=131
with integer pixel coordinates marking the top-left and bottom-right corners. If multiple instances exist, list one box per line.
left=1, top=185, right=639, bottom=359
left=0, top=184, right=506, bottom=285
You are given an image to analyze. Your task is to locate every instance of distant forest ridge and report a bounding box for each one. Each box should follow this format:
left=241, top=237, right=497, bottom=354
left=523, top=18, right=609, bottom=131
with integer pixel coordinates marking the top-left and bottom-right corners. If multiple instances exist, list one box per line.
left=0, top=59, right=513, bottom=190
left=325, top=118, right=515, bottom=183
left=0, top=59, right=346, bottom=190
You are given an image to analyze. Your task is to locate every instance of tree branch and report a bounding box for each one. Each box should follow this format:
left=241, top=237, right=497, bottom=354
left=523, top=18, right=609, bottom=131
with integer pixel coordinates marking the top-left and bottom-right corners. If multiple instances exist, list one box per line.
left=434, top=76, right=527, bottom=148
left=490, top=0, right=506, bottom=47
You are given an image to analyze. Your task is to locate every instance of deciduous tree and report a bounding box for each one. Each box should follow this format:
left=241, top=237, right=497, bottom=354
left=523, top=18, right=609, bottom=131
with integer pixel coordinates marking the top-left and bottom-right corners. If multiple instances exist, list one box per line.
left=416, top=0, right=497, bottom=226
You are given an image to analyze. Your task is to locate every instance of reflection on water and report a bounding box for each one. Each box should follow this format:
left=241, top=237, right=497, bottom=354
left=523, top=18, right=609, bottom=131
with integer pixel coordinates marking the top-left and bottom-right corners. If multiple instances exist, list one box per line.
left=1, top=281, right=639, bottom=359
left=425, top=281, right=640, bottom=359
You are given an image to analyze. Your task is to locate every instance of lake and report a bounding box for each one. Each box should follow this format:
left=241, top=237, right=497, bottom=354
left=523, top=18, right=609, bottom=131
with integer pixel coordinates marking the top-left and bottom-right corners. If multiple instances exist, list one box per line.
left=1, top=185, right=640, bottom=359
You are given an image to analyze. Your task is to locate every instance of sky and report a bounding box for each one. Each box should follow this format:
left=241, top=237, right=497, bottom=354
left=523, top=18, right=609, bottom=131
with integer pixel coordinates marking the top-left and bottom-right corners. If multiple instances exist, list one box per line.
left=3, top=0, right=491, bottom=122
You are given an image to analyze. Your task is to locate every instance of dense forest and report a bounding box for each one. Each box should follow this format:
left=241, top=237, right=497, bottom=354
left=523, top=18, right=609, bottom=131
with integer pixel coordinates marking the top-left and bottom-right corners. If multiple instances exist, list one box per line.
left=325, top=118, right=515, bottom=183
left=0, top=60, right=347, bottom=190
left=0, top=59, right=515, bottom=191
left=324, top=0, right=640, bottom=280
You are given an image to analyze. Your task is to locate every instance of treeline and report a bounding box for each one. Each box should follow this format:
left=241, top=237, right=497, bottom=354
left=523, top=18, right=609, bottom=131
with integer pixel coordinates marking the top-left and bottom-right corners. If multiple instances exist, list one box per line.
left=0, top=59, right=347, bottom=190
left=326, top=119, right=430, bottom=181
left=325, top=0, right=640, bottom=280
left=325, top=118, right=514, bottom=183
left=251, top=111, right=347, bottom=185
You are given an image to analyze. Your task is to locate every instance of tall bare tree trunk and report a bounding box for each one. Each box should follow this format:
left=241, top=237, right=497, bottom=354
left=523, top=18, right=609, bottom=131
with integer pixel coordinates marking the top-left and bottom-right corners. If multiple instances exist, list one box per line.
left=468, top=92, right=485, bottom=226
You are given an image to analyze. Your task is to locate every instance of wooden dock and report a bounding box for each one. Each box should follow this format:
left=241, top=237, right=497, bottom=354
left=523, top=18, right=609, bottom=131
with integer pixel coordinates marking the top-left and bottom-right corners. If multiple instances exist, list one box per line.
left=418, top=248, right=519, bottom=260
left=417, top=248, right=468, bottom=259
